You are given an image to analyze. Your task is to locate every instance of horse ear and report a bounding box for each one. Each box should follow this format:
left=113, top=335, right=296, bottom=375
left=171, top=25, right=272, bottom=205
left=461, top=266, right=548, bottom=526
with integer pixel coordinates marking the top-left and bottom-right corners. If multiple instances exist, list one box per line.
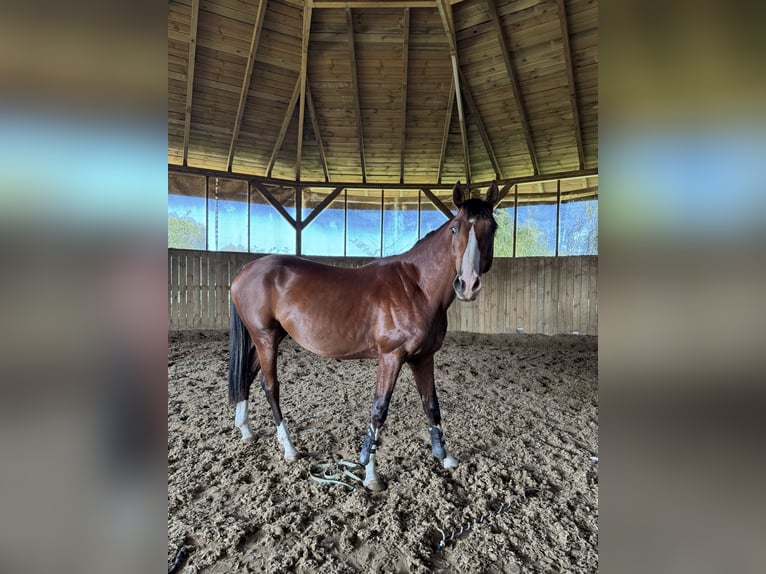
left=452, top=181, right=465, bottom=209
left=485, top=180, right=500, bottom=207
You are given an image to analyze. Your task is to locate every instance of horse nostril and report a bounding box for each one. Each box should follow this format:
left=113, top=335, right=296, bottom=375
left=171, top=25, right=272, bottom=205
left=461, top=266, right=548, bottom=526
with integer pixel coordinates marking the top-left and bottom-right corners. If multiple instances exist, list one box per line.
left=452, top=275, right=465, bottom=294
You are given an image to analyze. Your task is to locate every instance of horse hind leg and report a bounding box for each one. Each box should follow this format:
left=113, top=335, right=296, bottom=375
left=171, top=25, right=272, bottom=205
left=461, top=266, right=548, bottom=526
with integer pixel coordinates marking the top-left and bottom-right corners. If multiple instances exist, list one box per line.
left=254, top=329, right=299, bottom=463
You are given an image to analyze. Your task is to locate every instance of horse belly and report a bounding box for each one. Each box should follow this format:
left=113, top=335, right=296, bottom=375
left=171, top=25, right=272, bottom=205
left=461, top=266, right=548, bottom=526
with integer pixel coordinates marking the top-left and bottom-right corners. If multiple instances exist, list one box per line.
left=277, top=301, right=376, bottom=360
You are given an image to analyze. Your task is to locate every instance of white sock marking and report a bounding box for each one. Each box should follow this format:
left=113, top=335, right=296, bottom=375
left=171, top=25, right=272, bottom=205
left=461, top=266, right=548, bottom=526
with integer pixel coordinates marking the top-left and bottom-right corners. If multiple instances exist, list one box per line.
left=277, top=420, right=298, bottom=462
left=442, top=447, right=459, bottom=469
left=235, top=400, right=255, bottom=441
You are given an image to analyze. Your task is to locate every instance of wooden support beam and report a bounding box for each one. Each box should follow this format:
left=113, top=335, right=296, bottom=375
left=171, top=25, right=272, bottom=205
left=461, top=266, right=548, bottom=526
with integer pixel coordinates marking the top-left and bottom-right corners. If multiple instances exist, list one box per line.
left=226, top=0, right=269, bottom=172
left=485, top=0, right=539, bottom=175
left=252, top=182, right=297, bottom=228
left=556, top=0, right=585, bottom=170
left=266, top=76, right=302, bottom=178
left=295, top=186, right=303, bottom=254
left=458, top=67, right=503, bottom=180
left=555, top=178, right=561, bottom=256
left=497, top=182, right=513, bottom=203
left=437, top=0, right=470, bottom=185
left=314, top=1, right=459, bottom=7
left=170, top=163, right=597, bottom=192
left=306, top=80, right=330, bottom=182
left=346, top=8, right=367, bottom=183
left=436, top=84, right=455, bottom=185
left=296, top=1, right=313, bottom=181
left=421, top=188, right=455, bottom=219
left=302, top=186, right=345, bottom=228
left=399, top=8, right=410, bottom=184
left=182, top=0, right=200, bottom=166
left=512, top=183, right=518, bottom=257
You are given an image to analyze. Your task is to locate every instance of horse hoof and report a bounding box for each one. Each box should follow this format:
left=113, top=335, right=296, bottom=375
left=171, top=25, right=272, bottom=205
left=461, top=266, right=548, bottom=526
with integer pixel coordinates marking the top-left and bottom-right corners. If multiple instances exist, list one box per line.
left=284, top=453, right=299, bottom=463
left=442, top=455, right=459, bottom=469
left=364, top=479, right=387, bottom=492
left=241, top=434, right=255, bottom=443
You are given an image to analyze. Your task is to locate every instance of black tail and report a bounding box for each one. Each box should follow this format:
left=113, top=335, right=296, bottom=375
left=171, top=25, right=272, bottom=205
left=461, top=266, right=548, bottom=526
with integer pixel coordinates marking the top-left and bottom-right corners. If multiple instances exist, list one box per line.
left=228, top=301, right=252, bottom=405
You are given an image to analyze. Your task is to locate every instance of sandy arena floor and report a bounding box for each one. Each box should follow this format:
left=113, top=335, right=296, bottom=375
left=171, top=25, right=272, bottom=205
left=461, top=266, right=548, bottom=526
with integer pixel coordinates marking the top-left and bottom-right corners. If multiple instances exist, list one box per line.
left=168, top=330, right=598, bottom=573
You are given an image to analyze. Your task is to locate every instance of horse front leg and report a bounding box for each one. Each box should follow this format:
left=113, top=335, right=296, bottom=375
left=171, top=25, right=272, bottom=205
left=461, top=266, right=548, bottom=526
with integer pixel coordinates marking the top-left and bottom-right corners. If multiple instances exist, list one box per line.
left=360, top=353, right=404, bottom=491
left=408, top=355, right=459, bottom=469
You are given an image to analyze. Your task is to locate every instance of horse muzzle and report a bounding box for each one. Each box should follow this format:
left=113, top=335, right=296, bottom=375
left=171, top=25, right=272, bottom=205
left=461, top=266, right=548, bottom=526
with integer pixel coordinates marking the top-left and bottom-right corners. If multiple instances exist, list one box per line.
left=453, top=273, right=482, bottom=301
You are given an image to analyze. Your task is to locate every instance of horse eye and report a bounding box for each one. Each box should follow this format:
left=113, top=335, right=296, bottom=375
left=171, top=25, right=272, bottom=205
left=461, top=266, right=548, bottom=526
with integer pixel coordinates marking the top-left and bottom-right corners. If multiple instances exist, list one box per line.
left=450, top=226, right=457, bottom=235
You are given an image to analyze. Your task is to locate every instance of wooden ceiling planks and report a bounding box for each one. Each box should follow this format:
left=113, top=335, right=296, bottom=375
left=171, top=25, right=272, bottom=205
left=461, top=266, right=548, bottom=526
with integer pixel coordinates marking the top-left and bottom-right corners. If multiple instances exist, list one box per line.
left=345, top=7, right=367, bottom=182
left=226, top=0, right=269, bottom=171
left=182, top=0, right=200, bottom=166
left=437, top=0, right=471, bottom=184
left=295, top=0, right=313, bottom=181
left=483, top=0, right=539, bottom=175
left=169, top=0, right=597, bottom=184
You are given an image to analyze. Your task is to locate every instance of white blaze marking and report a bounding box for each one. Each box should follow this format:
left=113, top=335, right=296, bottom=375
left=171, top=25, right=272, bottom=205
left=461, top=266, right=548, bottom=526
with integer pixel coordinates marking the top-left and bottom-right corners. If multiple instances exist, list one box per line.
left=459, top=223, right=481, bottom=297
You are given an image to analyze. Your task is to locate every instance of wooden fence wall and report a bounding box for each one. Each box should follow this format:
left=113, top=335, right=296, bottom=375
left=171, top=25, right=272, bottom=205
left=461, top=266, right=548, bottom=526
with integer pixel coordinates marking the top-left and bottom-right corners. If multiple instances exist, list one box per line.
left=168, top=249, right=597, bottom=335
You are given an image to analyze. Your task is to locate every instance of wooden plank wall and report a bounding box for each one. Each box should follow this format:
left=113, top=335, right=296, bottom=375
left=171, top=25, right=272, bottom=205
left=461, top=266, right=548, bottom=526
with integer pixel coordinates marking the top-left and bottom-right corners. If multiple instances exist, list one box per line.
left=168, top=250, right=597, bottom=335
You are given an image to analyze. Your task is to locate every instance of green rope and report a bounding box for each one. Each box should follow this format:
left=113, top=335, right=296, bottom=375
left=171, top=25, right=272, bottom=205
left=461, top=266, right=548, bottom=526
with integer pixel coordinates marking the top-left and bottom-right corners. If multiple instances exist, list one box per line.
left=309, top=460, right=365, bottom=491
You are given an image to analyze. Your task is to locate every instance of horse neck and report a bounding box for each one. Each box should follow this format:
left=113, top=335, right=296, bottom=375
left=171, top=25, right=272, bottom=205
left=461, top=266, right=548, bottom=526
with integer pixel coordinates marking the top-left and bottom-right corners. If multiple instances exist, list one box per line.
left=399, top=223, right=457, bottom=309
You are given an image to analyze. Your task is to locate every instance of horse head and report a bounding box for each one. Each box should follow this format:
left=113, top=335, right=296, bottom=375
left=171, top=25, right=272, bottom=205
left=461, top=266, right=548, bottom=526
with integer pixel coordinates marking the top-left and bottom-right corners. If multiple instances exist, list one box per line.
left=450, top=180, right=499, bottom=302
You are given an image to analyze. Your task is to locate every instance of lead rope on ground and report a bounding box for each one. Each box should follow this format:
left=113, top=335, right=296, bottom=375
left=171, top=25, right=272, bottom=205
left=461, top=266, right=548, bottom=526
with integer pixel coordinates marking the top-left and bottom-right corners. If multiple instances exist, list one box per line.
left=309, top=460, right=365, bottom=490
left=435, top=488, right=540, bottom=551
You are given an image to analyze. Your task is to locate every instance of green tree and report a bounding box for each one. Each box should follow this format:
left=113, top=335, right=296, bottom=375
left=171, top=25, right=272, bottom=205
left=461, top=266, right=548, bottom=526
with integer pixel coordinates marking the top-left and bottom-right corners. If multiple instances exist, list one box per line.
left=168, top=210, right=205, bottom=249
left=493, top=208, right=515, bottom=256
left=493, top=208, right=550, bottom=257
left=515, top=220, right=549, bottom=256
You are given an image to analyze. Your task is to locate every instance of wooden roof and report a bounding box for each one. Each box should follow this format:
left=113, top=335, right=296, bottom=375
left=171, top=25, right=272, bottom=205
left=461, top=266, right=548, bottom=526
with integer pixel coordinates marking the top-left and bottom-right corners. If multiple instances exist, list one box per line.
left=168, top=0, right=598, bottom=187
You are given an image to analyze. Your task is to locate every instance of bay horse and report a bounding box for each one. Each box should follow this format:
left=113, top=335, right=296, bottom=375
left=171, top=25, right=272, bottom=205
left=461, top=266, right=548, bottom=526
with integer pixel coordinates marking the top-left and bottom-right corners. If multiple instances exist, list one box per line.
left=228, top=181, right=499, bottom=491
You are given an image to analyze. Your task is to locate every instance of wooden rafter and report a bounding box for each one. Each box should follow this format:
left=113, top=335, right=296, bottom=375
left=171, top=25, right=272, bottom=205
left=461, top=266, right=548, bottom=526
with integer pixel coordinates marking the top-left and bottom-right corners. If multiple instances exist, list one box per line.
left=266, top=76, right=302, bottom=177
left=436, top=0, right=470, bottom=185
left=399, top=8, right=410, bottom=184
left=306, top=80, right=330, bottom=182
left=485, top=0, right=539, bottom=175
left=497, top=182, right=513, bottom=203
left=346, top=8, right=367, bottom=183
left=252, top=182, right=297, bottom=228
left=227, top=0, right=268, bottom=171
left=314, top=1, right=460, bottom=8
left=458, top=67, right=503, bottom=179
left=182, top=0, right=200, bottom=166
left=171, top=164, right=598, bottom=193
left=436, top=84, right=455, bottom=184
left=556, top=0, right=585, bottom=170
left=296, top=1, right=313, bottom=181
left=421, top=188, right=455, bottom=218
left=302, top=186, right=345, bottom=227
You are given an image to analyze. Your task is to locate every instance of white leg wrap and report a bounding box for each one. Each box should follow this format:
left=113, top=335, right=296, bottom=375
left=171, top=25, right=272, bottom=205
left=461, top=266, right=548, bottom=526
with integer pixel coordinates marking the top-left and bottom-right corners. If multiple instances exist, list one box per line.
left=363, top=453, right=379, bottom=486
left=276, top=421, right=298, bottom=462
left=235, top=401, right=255, bottom=442
left=442, top=447, right=459, bottom=469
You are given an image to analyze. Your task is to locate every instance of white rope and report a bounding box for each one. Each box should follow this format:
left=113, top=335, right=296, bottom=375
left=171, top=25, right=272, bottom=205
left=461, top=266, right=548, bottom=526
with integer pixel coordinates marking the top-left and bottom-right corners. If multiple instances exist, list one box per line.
left=435, top=488, right=540, bottom=550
